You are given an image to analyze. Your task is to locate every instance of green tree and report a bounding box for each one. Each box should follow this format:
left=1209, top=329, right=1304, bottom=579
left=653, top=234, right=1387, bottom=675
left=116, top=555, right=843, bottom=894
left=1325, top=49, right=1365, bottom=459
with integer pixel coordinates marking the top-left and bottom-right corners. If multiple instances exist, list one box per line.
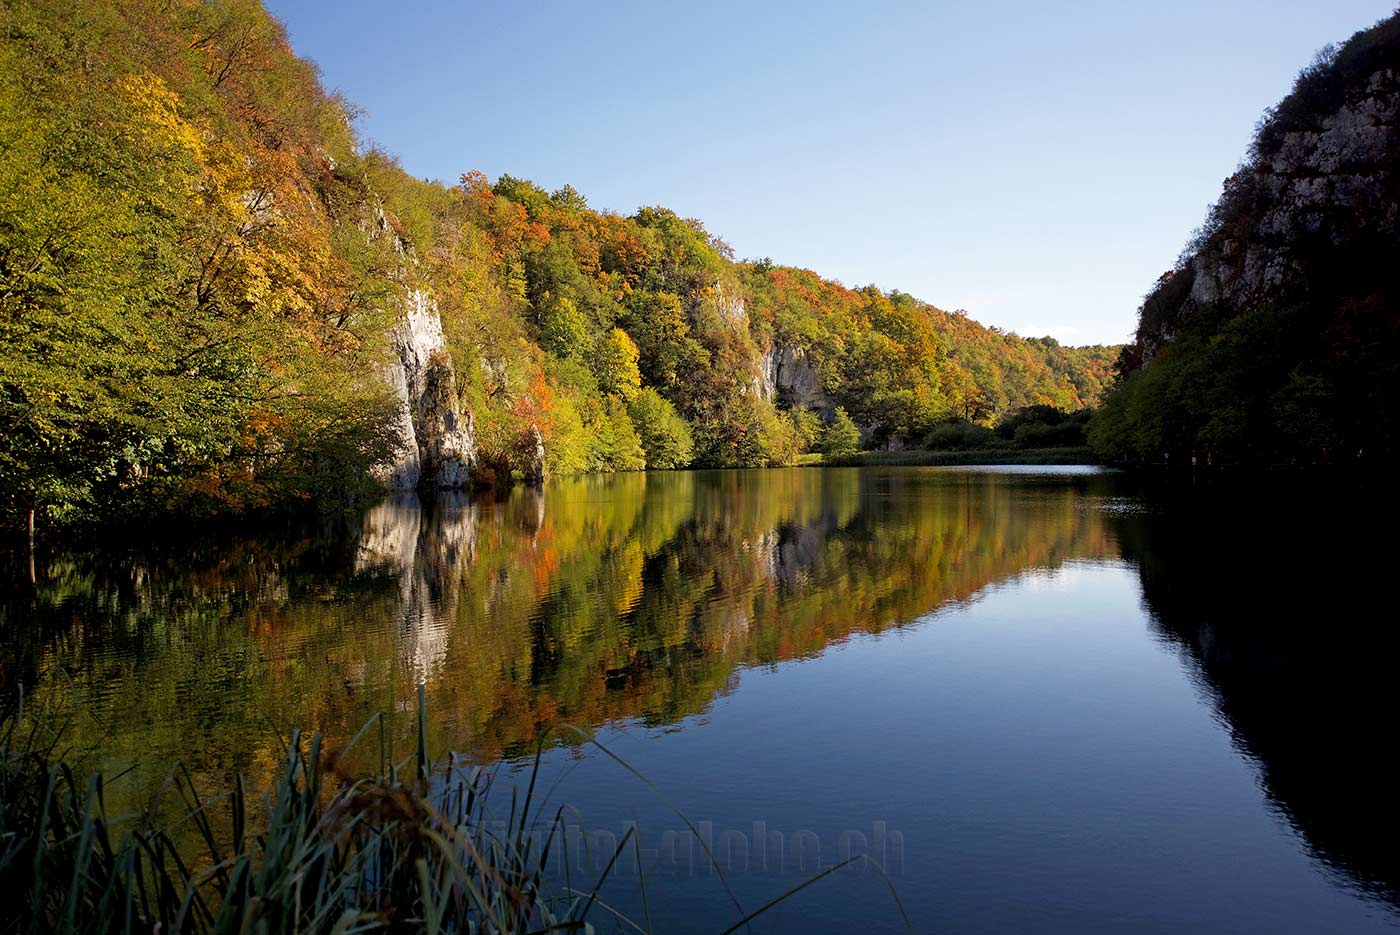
left=791, top=407, right=823, bottom=451
left=588, top=397, right=645, bottom=472
left=820, top=407, right=861, bottom=457
left=595, top=328, right=642, bottom=399
left=0, top=39, right=230, bottom=530
left=620, top=291, right=704, bottom=389
left=539, top=295, right=591, bottom=359
left=626, top=388, right=694, bottom=469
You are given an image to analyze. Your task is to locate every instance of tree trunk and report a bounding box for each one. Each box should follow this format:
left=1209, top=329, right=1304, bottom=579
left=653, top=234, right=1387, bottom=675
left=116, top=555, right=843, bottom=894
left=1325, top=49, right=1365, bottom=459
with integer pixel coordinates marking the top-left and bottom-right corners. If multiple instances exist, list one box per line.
left=26, top=503, right=36, bottom=586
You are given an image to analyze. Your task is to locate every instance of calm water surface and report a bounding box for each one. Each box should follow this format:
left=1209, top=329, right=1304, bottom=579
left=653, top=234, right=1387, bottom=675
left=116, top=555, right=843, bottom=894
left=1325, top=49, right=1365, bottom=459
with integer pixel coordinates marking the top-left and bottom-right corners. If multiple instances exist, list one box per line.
left=4, top=467, right=1397, bottom=933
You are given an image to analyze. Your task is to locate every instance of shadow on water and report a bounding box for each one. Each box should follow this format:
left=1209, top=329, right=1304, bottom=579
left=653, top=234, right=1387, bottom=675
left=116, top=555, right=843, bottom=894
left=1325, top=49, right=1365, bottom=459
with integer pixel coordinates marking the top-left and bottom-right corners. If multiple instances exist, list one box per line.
left=1111, top=473, right=1400, bottom=908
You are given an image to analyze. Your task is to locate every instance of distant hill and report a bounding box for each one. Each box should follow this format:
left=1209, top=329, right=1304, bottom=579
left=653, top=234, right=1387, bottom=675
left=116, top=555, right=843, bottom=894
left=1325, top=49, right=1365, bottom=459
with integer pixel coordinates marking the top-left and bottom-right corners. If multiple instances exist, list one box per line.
left=1091, top=13, right=1400, bottom=465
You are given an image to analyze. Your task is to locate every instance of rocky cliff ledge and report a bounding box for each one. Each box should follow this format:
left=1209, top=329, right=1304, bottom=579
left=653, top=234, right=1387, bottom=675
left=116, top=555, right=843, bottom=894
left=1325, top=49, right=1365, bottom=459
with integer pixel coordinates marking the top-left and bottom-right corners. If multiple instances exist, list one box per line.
left=378, top=288, right=476, bottom=491
left=757, top=344, right=832, bottom=414
left=1097, top=14, right=1400, bottom=465
left=1137, top=30, right=1400, bottom=361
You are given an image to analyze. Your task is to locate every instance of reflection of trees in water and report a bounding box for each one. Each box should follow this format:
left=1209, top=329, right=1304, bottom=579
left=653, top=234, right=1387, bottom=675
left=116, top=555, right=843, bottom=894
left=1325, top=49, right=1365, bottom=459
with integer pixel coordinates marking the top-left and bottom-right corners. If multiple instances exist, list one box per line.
left=10, top=471, right=1397, bottom=912
left=1111, top=482, right=1400, bottom=910
left=460, top=469, right=1116, bottom=750
left=10, top=469, right=1116, bottom=807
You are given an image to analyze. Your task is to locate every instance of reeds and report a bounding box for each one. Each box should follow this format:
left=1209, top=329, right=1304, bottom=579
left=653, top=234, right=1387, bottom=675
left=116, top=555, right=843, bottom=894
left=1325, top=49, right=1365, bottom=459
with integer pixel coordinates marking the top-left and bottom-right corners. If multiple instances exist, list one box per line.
left=1, top=685, right=910, bottom=933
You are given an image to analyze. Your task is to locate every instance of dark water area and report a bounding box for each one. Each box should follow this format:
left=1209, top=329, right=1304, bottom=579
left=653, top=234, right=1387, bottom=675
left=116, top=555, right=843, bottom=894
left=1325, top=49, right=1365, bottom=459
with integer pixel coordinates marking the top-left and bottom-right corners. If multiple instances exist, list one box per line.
left=3, top=467, right=1397, bottom=933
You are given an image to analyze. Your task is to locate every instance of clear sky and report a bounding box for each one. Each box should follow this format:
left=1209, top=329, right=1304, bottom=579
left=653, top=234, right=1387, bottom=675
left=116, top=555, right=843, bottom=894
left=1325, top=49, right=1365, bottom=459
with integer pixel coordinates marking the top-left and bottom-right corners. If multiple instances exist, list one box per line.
left=265, top=0, right=1396, bottom=346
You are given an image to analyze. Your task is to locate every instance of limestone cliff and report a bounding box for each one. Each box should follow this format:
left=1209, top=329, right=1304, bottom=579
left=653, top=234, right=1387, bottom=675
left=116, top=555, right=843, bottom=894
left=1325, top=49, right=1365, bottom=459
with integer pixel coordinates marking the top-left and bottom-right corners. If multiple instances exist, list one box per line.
left=1135, top=19, right=1400, bottom=361
left=717, top=276, right=830, bottom=412
left=377, top=289, right=476, bottom=491
left=369, top=199, right=477, bottom=492
left=1101, top=13, right=1400, bottom=464
left=757, top=344, right=832, bottom=414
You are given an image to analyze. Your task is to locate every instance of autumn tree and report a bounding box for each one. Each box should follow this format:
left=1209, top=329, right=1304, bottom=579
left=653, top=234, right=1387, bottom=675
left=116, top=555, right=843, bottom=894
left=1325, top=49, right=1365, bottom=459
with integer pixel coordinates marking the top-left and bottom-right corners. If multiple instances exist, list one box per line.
left=595, top=328, right=642, bottom=399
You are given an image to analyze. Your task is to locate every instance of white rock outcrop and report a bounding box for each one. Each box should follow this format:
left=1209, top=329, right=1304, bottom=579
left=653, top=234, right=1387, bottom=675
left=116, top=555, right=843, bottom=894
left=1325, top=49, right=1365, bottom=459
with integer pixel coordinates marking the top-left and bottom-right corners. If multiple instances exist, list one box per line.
left=758, top=344, right=832, bottom=414
left=378, top=289, right=476, bottom=491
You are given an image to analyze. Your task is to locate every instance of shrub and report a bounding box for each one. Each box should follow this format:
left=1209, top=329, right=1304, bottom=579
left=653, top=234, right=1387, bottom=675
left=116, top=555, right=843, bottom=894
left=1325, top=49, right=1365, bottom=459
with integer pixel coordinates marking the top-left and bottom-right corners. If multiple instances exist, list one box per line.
left=819, top=407, right=861, bottom=458
left=921, top=420, right=1003, bottom=451
left=1012, top=421, right=1087, bottom=449
left=587, top=397, right=645, bottom=471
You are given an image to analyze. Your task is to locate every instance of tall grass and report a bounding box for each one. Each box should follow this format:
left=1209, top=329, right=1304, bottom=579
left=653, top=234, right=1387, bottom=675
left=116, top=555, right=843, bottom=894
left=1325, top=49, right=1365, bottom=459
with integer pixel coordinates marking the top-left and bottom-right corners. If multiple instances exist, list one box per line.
left=1, top=684, right=634, bottom=933
left=1, top=687, right=910, bottom=933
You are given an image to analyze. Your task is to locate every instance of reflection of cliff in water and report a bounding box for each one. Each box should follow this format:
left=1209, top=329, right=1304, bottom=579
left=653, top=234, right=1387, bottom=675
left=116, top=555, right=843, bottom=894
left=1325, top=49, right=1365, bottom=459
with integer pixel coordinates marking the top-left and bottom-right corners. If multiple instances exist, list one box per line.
left=10, top=468, right=1117, bottom=794
left=356, top=495, right=479, bottom=682
left=1112, top=481, right=1400, bottom=909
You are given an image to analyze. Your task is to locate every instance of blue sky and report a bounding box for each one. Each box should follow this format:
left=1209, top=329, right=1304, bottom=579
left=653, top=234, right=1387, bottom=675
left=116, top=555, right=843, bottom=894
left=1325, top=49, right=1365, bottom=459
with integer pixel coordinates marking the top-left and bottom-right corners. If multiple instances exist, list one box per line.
left=266, top=0, right=1396, bottom=346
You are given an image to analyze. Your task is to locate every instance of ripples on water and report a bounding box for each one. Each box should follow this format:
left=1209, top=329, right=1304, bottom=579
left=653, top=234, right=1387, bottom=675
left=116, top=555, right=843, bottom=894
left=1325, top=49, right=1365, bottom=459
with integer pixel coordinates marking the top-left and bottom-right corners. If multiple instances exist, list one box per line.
left=3, top=466, right=1397, bottom=933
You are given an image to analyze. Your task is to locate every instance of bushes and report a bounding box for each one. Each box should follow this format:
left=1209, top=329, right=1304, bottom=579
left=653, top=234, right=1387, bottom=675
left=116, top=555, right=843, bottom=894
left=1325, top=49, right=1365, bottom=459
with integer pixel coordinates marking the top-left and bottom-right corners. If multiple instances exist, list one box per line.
left=915, top=407, right=1090, bottom=454
left=996, top=406, right=1089, bottom=449
left=922, top=420, right=1003, bottom=451
left=831, top=447, right=1093, bottom=467
left=792, top=406, right=823, bottom=450
left=736, top=403, right=803, bottom=467
left=627, top=388, right=694, bottom=468
left=587, top=397, right=646, bottom=472
left=1012, top=421, right=1086, bottom=449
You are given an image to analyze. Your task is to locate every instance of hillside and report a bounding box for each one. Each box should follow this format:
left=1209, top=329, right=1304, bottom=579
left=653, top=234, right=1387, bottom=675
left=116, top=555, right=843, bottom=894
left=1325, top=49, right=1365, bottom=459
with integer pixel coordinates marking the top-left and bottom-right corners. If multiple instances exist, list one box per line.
left=1092, top=12, right=1400, bottom=465
left=1, top=0, right=1115, bottom=532
left=402, top=173, right=1119, bottom=473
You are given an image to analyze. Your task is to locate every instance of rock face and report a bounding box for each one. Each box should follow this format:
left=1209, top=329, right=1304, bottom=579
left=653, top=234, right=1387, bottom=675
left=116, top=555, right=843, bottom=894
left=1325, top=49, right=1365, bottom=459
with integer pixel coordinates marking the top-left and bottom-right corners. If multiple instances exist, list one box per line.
left=1190, top=71, right=1398, bottom=306
left=714, top=282, right=749, bottom=329
left=758, top=344, right=832, bottom=414
left=702, top=281, right=783, bottom=404
left=378, top=289, right=476, bottom=492
left=700, top=283, right=839, bottom=418
left=521, top=424, right=546, bottom=486
left=1137, top=36, right=1400, bottom=361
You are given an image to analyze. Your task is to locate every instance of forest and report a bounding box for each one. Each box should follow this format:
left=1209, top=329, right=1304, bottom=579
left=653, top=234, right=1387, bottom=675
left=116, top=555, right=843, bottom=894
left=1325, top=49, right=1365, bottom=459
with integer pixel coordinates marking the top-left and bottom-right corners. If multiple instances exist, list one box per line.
left=0, top=0, right=1116, bottom=532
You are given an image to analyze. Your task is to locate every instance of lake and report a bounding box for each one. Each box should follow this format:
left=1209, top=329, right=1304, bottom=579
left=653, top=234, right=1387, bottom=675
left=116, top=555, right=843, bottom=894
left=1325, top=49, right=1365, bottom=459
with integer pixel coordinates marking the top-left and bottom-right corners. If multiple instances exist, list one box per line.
left=4, top=466, right=1398, bottom=933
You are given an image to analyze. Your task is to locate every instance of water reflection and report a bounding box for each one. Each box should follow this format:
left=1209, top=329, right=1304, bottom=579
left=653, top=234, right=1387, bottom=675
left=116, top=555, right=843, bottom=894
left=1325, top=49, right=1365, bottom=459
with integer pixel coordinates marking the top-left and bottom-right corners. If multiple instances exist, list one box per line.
left=4, top=469, right=1113, bottom=783
left=2, top=467, right=1397, bottom=925
left=356, top=494, right=479, bottom=681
